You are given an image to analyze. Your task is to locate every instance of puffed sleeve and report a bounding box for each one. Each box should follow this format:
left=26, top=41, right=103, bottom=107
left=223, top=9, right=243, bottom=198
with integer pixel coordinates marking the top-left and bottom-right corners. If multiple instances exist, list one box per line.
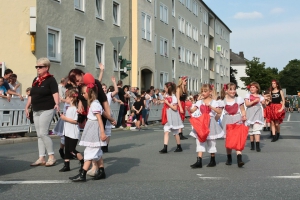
left=90, top=101, right=103, bottom=115
left=172, top=95, right=178, bottom=104
left=244, top=93, right=250, bottom=100
left=237, top=97, right=244, bottom=105
left=217, top=100, right=224, bottom=108
left=260, top=95, right=265, bottom=102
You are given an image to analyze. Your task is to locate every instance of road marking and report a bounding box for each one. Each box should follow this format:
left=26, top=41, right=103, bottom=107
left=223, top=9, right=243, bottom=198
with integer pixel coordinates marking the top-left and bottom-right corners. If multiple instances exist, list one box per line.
left=271, top=176, right=300, bottom=179
left=287, top=113, right=291, bottom=121
left=0, top=180, right=71, bottom=185
left=197, top=174, right=228, bottom=180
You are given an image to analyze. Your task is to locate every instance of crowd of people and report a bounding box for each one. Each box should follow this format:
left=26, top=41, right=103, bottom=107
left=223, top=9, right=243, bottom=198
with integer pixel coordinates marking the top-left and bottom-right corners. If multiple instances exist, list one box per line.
left=0, top=57, right=287, bottom=182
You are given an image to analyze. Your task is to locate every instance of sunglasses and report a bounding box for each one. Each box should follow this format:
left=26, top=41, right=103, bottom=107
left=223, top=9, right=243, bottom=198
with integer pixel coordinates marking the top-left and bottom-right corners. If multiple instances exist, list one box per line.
left=35, top=66, right=46, bottom=69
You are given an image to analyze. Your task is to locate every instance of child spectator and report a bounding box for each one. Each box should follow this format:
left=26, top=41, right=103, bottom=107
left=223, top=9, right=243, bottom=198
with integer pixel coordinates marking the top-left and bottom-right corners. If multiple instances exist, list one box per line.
left=0, top=77, right=10, bottom=102
left=133, top=95, right=143, bottom=130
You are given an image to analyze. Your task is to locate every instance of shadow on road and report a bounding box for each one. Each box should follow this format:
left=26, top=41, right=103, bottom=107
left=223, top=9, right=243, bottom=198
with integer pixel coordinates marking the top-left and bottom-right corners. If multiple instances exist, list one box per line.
left=104, top=157, right=140, bottom=178
left=108, top=143, right=144, bottom=153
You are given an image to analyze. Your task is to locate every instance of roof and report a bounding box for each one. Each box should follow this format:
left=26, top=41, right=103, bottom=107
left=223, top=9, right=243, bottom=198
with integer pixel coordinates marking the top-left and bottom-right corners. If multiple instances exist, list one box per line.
left=230, top=51, right=248, bottom=65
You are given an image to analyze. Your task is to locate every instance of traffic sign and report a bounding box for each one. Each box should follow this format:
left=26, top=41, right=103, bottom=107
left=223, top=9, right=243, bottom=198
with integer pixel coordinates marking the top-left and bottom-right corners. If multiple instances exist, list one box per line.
left=110, top=36, right=127, bottom=52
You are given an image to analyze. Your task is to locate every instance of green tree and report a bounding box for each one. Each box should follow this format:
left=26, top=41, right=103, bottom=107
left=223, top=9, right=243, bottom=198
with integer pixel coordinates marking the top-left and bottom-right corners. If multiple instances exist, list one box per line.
left=240, top=57, right=278, bottom=92
left=230, top=67, right=239, bottom=88
left=279, top=59, right=300, bottom=94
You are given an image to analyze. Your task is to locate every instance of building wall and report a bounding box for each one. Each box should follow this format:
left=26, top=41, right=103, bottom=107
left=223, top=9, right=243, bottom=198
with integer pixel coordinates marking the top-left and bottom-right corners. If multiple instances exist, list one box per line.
left=231, top=64, right=248, bottom=97
left=0, top=0, right=37, bottom=95
left=36, top=0, right=130, bottom=86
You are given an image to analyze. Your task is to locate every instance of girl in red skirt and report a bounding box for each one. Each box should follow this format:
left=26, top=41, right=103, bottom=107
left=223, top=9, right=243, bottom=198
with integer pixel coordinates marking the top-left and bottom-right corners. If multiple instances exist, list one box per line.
left=176, top=76, right=188, bottom=140
left=269, top=80, right=285, bottom=142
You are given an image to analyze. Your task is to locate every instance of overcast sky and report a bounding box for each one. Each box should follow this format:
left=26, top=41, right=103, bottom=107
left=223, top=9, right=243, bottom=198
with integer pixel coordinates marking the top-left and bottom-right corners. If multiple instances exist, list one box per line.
left=203, top=0, right=300, bottom=71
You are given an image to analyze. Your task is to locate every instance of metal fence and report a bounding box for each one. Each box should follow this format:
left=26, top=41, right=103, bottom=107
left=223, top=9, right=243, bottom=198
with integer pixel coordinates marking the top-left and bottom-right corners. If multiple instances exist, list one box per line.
left=0, top=98, right=188, bottom=134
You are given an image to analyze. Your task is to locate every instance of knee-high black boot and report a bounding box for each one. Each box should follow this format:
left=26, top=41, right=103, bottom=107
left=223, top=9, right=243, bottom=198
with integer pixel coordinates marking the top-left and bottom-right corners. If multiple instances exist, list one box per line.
left=250, top=142, right=255, bottom=150
left=256, top=142, right=261, bottom=152
left=190, top=157, right=202, bottom=168
left=159, top=145, right=168, bottom=154
left=174, top=144, right=183, bottom=152
left=78, top=159, right=84, bottom=173
left=237, top=154, right=244, bottom=168
left=207, top=156, right=216, bottom=167
left=59, top=161, right=70, bottom=172
left=225, top=154, right=232, bottom=165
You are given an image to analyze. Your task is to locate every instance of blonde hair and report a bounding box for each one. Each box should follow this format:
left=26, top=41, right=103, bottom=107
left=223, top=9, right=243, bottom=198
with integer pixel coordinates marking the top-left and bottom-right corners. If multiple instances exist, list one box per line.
left=221, top=82, right=237, bottom=100
left=37, top=57, right=50, bottom=68
left=82, top=85, right=98, bottom=107
left=250, top=82, right=260, bottom=93
left=177, top=77, right=187, bottom=96
left=67, top=89, right=79, bottom=107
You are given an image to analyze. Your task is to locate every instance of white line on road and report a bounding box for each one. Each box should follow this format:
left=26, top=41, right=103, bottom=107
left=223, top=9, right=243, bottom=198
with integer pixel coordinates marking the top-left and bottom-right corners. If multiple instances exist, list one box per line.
left=197, top=174, right=228, bottom=180
left=271, top=175, right=300, bottom=179
left=0, top=180, right=71, bottom=185
left=287, top=113, right=291, bottom=121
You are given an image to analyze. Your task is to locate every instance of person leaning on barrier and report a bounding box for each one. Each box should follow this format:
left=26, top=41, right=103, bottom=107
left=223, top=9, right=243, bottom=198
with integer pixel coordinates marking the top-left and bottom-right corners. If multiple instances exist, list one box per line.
left=25, top=57, right=59, bottom=167
left=2, top=68, right=23, bottom=101
left=0, top=77, right=10, bottom=102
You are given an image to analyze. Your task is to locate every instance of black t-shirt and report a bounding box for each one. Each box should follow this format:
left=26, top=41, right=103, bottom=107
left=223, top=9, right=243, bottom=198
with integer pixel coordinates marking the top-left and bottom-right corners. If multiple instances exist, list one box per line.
left=140, top=96, right=145, bottom=107
left=30, top=76, right=58, bottom=111
left=133, top=100, right=143, bottom=112
left=271, top=91, right=282, bottom=104
left=118, top=87, right=125, bottom=102
left=3, top=79, right=10, bottom=91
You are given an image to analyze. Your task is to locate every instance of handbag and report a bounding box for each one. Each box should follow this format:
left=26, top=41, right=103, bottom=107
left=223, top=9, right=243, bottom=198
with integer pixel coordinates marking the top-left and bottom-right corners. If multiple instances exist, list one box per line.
left=190, top=113, right=210, bottom=142
left=225, top=124, right=249, bottom=151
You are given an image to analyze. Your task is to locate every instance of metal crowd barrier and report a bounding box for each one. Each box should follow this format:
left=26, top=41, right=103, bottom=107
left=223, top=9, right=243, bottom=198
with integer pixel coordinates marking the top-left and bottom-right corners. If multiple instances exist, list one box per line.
left=0, top=98, right=189, bottom=134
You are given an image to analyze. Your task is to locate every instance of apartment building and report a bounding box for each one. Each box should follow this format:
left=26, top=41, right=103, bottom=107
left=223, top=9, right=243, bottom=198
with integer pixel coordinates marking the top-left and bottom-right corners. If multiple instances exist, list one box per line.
left=0, top=0, right=231, bottom=95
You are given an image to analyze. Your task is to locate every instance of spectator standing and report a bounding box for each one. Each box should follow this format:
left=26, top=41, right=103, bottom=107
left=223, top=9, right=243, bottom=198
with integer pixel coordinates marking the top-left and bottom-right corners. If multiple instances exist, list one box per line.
left=0, top=77, right=10, bottom=101
left=25, top=57, right=59, bottom=167
left=135, top=87, right=139, bottom=96
left=132, top=95, right=143, bottom=130
left=129, top=86, right=137, bottom=110
left=58, top=77, right=68, bottom=102
left=8, top=74, right=20, bottom=94
left=2, top=69, right=23, bottom=100
left=116, top=80, right=126, bottom=128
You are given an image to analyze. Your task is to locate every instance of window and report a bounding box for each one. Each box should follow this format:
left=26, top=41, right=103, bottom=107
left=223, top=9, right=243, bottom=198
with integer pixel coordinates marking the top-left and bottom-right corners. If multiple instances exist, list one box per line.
left=95, top=0, right=103, bottom=19
left=192, top=26, right=198, bottom=41
left=204, top=58, right=208, bottom=70
left=216, top=63, right=219, bottom=73
left=113, top=1, right=120, bottom=26
left=200, top=44, right=202, bottom=59
left=203, top=10, right=208, bottom=24
left=160, top=72, right=169, bottom=89
left=204, top=34, right=208, bottom=47
left=172, top=0, right=175, bottom=16
left=47, top=28, right=61, bottom=62
left=95, top=42, right=104, bottom=68
left=172, top=59, right=175, bottom=79
left=113, top=49, right=118, bottom=71
left=192, top=0, right=198, bottom=16
left=74, top=0, right=84, bottom=12
left=160, top=3, right=168, bottom=24
left=172, top=28, right=175, bottom=47
left=181, top=17, right=185, bottom=34
left=75, top=36, right=85, bottom=65
left=199, top=20, right=202, bottom=35
left=178, top=46, right=185, bottom=62
left=186, top=0, right=191, bottom=11
left=160, top=37, right=168, bottom=57
left=141, top=12, right=151, bottom=41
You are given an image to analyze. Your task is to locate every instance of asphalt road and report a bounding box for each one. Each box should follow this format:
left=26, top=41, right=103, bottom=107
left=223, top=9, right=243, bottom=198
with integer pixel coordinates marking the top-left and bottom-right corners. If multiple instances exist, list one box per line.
left=1, top=113, right=300, bottom=200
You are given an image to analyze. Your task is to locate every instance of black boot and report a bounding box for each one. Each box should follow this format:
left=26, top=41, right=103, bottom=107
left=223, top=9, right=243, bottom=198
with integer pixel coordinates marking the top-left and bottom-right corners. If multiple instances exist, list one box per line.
left=179, top=133, right=188, bottom=140
left=190, top=157, right=202, bottom=168
left=78, top=159, right=84, bottom=173
left=276, top=132, right=280, bottom=141
left=59, top=148, right=64, bottom=159
left=159, top=145, right=168, bottom=154
left=59, top=161, right=70, bottom=172
left=250, top=142, right=255, bottom=150
left=271, top=135, right=277, bottom=142
left=263, top=127, right=267, bottom=131
left=207, top=156, right=216, bottom=167
left=225, top=154, right=232, bottom=165
left=267, top=127, right=270, bottom=131
left=174, top=144, right=183, bottom=152
left=93, top=167, right=106, bottom=180
left=256, top=142, right=261, bottom=152
left=69, top=170, right=87, bottom=182
left=237, top=154, right=244, bottom=168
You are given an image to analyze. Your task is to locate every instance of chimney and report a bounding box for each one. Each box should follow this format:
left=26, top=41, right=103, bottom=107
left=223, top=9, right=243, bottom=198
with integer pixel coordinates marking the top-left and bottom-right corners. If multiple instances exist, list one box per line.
left=239, top=51, right=244, bottom=58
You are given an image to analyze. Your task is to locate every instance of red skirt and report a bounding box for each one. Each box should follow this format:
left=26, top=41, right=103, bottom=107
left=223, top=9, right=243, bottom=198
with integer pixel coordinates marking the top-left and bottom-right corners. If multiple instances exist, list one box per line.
left=269, top=103, right=285, bottom=124
left=264, top=105, right=271, bottom=123
left=179, top=101, right=185, bottom=121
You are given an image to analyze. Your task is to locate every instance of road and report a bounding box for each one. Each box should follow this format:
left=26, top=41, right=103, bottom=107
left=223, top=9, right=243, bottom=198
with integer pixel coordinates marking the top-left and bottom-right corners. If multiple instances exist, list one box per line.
left=1, top=113, right=300, bottom=199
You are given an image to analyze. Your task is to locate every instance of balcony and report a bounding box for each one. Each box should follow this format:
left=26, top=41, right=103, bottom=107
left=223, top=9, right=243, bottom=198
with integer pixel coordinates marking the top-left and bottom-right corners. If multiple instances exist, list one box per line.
left=209, top=48, right=214, bottom=59
left=210, top=70, right=215, bottom=80
left=209, top=26, right=214, bottom=37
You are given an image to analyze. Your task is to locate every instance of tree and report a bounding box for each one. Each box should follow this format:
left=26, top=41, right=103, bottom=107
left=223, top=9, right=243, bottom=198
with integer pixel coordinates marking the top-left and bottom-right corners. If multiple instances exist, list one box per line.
left=279, top=59, right=300, bottom=94
left=230, top=67, right=239, bottom=88
left=240, top=57, right=278, bottom=92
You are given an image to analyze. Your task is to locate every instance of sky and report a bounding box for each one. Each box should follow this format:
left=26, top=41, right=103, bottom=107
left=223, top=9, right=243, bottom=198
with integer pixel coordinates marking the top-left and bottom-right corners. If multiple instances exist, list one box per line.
left=203, top=0, right=300, bottom=71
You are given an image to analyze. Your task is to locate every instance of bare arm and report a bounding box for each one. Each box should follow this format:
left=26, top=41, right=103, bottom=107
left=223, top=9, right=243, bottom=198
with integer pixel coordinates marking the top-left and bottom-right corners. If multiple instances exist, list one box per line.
left=244, top=98, right=259, bottom=107
left=101, top=101, right=116, bottom=125
left=164, top=99, right=178, bottom=111
left=52, top=92, right=60, bottom=112
left=60, top=114, right=78, bottom=124
left=98, top=63, right=105, bottom=82
left=25, top=96, right=32, bottom=118
left=280, top=90, right=285, bottom=111
left=111, top=77, right=118, bottom=97
left=7, top=89, right=23, bottom=101
left=240, top=104, right=247, bottom=121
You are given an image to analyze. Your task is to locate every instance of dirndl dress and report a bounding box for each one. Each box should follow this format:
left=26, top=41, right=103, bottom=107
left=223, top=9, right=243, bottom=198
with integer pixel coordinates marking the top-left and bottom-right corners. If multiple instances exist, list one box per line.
left=164, top=108, right=184, bottom=135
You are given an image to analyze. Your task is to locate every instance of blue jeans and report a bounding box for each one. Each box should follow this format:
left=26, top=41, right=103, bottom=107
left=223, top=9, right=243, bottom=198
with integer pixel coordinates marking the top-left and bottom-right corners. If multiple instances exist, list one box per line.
left=117, top=104, right=125, bottom=127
